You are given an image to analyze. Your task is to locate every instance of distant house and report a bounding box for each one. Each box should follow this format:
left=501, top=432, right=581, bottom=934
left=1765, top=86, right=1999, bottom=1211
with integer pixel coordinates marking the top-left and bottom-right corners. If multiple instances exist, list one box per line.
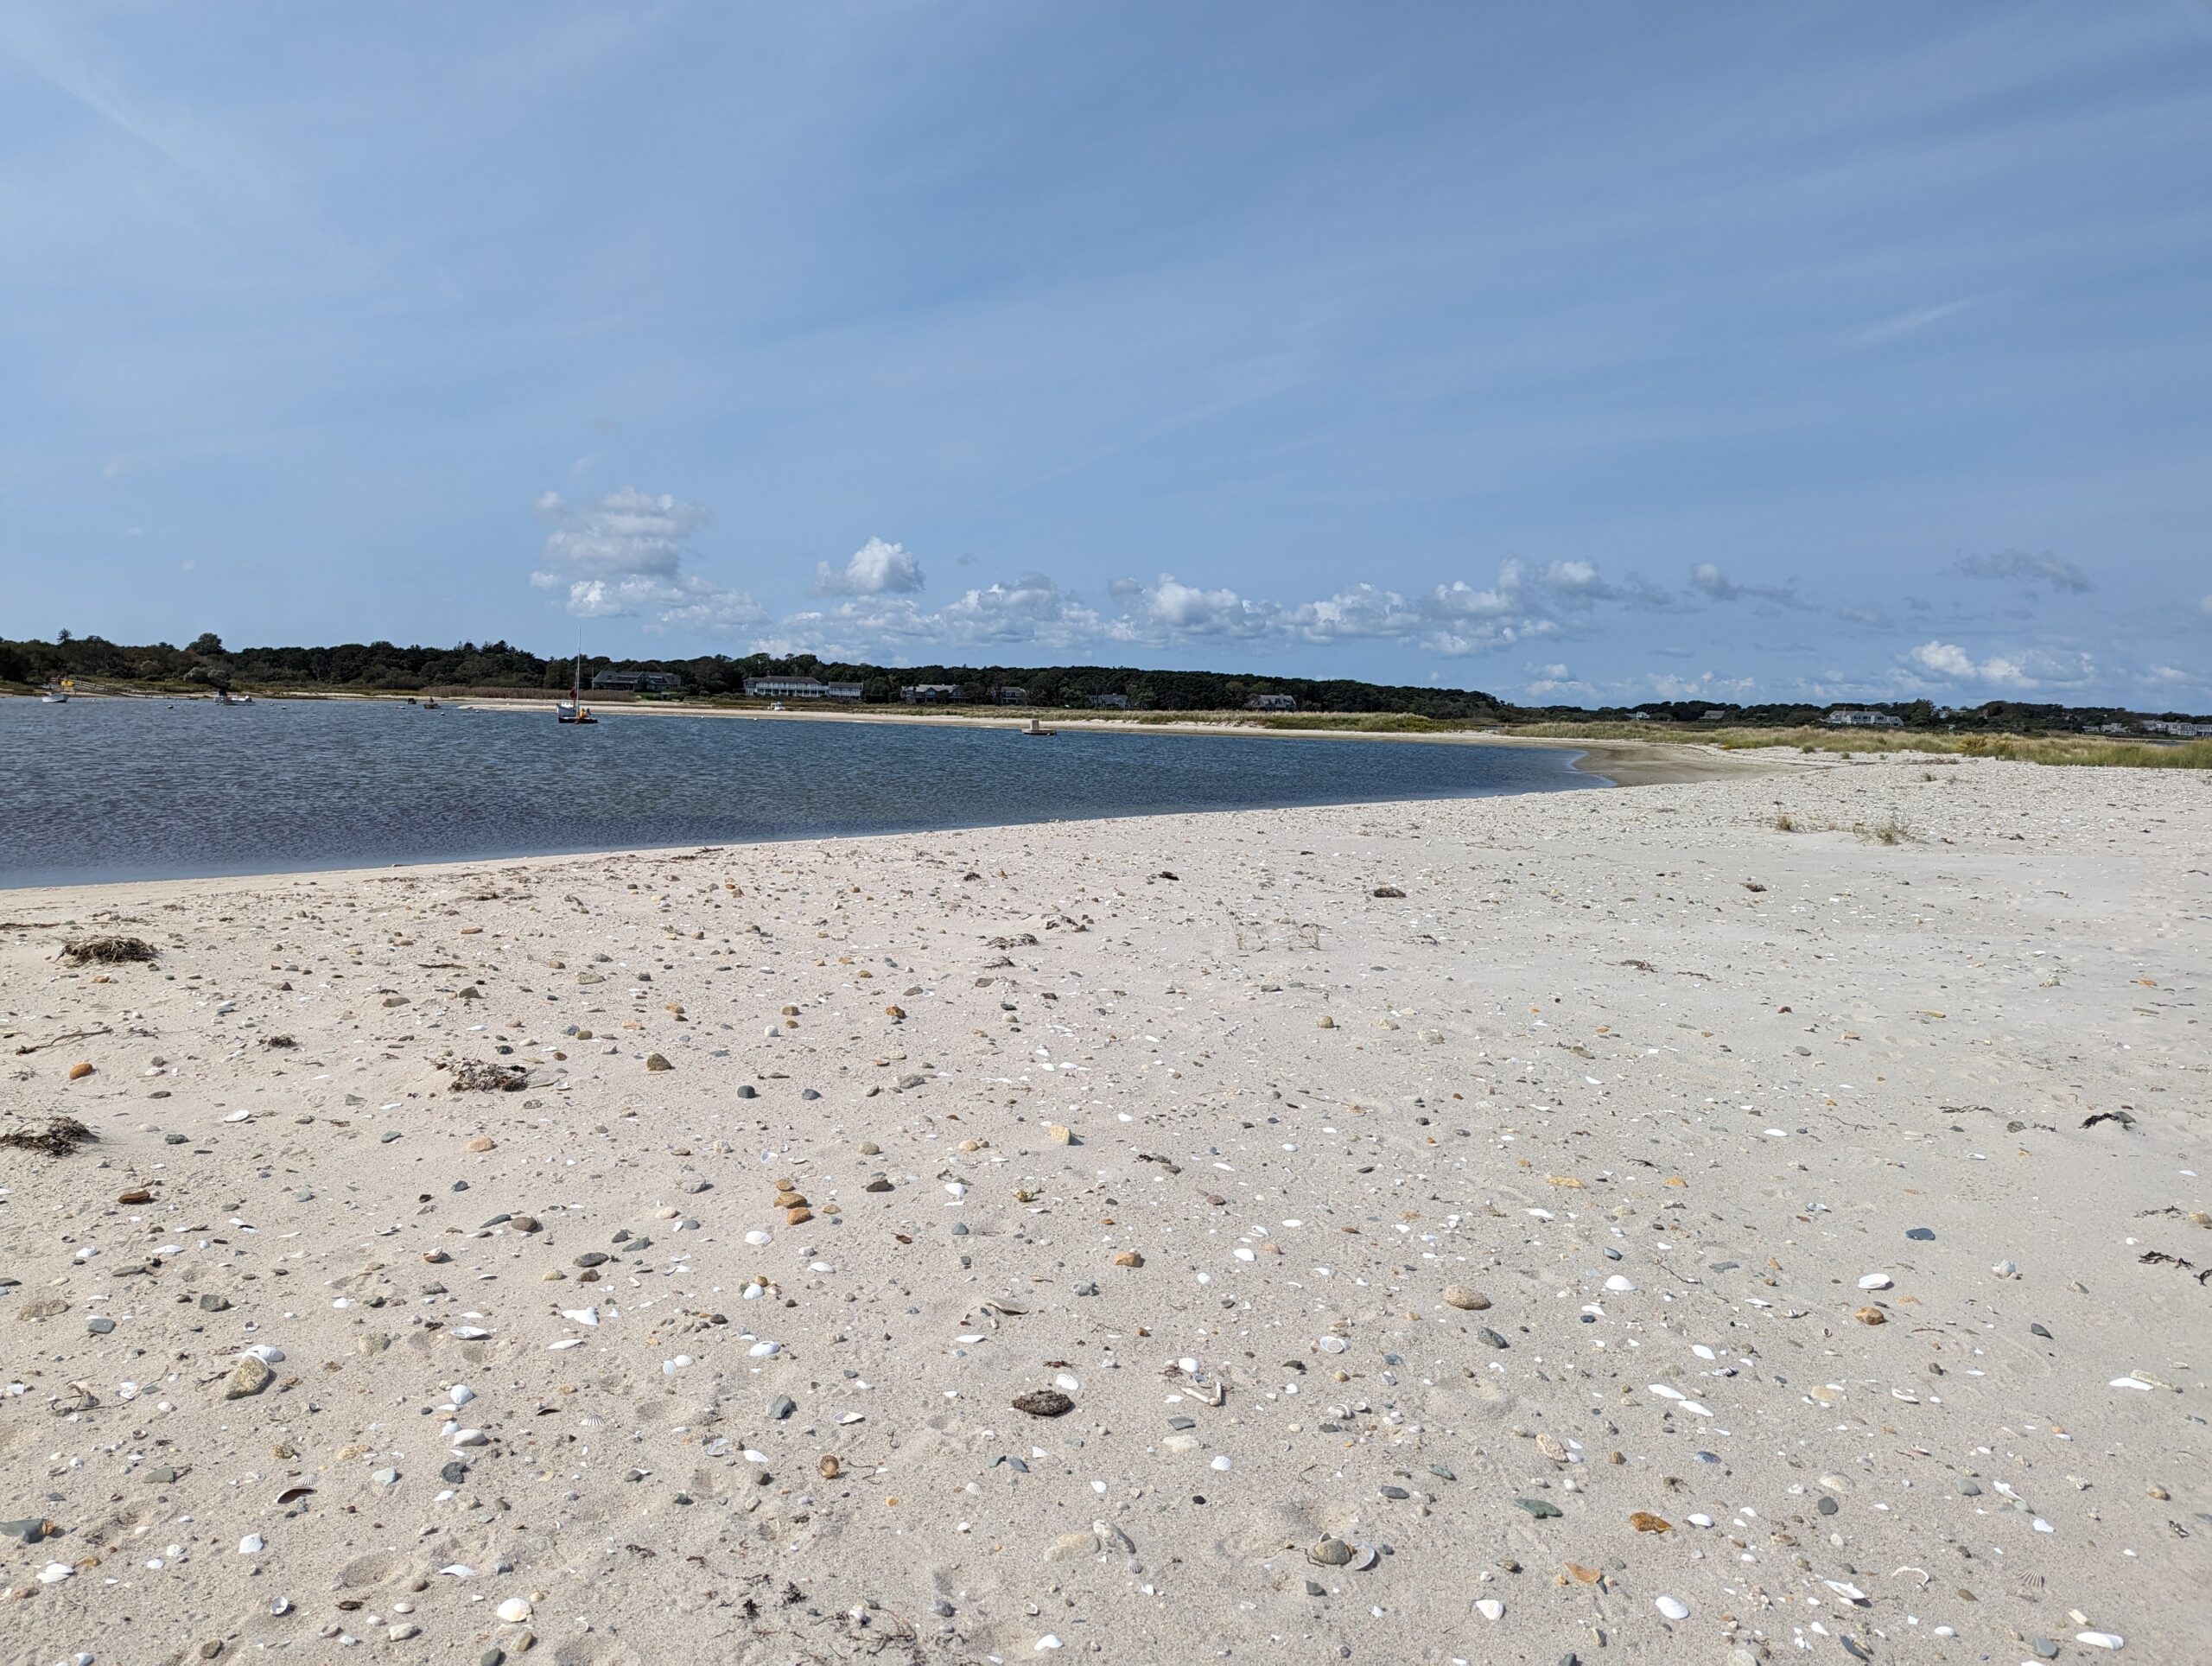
left=900, top=684, right=963, bottom=704
left=1826, top=709, right=1904, bottom=728
left=591, top=669, right=683, bottom=692
left=991, top=686, right=1029, bottom=705
left=2140, top=719, right=2203, bottom=737
left=1628, top=710, right=1652, bottom=722
left=1245, top=694, right=1298, bottom=712
left=1086, top=692, right=1130, bottom=709
left=1699, top=709, right=1727, bottom=722
left=743, top=676, right=861, bottom=701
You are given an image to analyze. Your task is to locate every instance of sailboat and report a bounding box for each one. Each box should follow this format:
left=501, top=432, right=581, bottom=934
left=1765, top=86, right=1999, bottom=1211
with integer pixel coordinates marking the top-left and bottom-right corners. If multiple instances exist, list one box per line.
left=556, top=643, right=595, bottom=725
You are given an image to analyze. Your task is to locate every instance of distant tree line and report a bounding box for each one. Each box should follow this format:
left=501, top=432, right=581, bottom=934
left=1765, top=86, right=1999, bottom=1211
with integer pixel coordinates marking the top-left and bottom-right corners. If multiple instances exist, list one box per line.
left=0, top=633, right=1506, bottom=717
left=0, top=634, right=2201, bottom=728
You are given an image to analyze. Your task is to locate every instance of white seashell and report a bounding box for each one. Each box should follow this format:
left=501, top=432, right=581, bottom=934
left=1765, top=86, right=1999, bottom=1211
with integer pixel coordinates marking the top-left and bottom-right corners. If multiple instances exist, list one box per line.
left=1054, top=1372, right=1081, bottom=1392
left=1648, top=1383, right=1685, bottom=1401
left=1857, top=1274, right=1892, bottom=1290
left=448, top=1384, right=474, bottom=1405
left=1604, top=1275, right=1634, bottom=1293
left=1475, top=1598, right=1503, bottom=1620
left=2075, top=1633, right=2124, bottom=1651
left=495, top=1598, right=531, bottom=1624
left=749, top=1340, right=779, bottom=1358
left=744, top=1230, right=772, bottom=1247
left=563, top=1308, right=599, bottom=1326
left=449, top=1326, right=490, bottom=1339
left=239, top=1534, right=264, bottom=1554
left=438, top=1564, right=474, bottom=1578
left=243, top=1345, right=285, bottom=1364
left=548, top=1339, right=582, bottom=1351
left=1655, top=1595, right=1689, bottom=1620
left=1691, top=1344, right=1715, bottom=1361
left=1210, top=1454, right=1232, bottom=1471
left=2108, top=1377, right=2152, bottom=1390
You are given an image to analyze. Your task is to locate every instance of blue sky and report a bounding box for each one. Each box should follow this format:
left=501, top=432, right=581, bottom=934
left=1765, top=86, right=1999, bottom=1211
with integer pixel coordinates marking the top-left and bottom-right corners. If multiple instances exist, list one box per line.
left=3, top=3, right=2209, bottom=708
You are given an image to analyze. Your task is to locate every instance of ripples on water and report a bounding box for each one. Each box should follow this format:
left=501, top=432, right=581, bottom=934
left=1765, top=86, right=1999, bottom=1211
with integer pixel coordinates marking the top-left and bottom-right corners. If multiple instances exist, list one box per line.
left=0, top=697, right=1598, bottom=887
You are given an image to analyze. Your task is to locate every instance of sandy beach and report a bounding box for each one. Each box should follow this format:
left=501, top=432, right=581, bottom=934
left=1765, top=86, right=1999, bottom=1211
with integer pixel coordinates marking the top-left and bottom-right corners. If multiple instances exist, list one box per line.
left=2, top=752, right=2205, bottom=1666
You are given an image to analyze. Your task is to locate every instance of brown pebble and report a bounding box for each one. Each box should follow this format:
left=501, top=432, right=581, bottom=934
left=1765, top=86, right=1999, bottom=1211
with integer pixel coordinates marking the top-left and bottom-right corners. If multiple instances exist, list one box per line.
left=884, top=1005, right=906, bottom=1020
left=1854, top=1306, right=1886, bottom=1326
left=467, top=1136, right=495, bottom=1152
left=1113, top=1250, right=1144, bottom=1268
left=1049, top=1124, right=1073, bottom=1145
left=786, top=1206, right=814, bottom=1224
left=1629, top=1511, right=1673, bottom=1533
left=68, top=1061, right=93, bottom=1080
left=819, top=1455, right=841, bottom=1478
left=1441, top=1284, right=1490, bottom=1312
left=644, top=1052, right=672, bottom=1072
left=118, top=1188, right=153, bottom=1205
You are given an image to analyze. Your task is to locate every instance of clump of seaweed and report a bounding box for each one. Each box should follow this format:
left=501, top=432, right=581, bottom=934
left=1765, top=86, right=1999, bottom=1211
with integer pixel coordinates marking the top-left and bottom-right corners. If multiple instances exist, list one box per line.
left=60, top=936, right=157, bottom=966
left=446, top=1059, right=529, bottom=1092
left=1, top=1116, right=98, bottom=1155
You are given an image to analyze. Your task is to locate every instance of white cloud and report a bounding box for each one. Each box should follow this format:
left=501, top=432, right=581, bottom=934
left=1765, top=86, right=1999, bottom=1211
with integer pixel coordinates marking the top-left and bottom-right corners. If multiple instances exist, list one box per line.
left=530, top=486, right=760, bottom=633
left=1523, top=662, right=1592, bottom=699
left=1904, top=639, right=2094, bottom=690
left=1690, top=563, right=1737, bottom=600
left=1857, top=296, right=1983, bottom=346
left=811, top=537, right=925, bottom=597
left=1954, top=550, right=2091, bottom=593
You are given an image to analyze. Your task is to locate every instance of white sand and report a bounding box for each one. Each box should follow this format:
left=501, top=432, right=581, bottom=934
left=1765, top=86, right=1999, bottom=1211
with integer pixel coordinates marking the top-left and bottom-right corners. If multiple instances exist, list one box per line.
left=1, top=752, right=2204, bottom=1665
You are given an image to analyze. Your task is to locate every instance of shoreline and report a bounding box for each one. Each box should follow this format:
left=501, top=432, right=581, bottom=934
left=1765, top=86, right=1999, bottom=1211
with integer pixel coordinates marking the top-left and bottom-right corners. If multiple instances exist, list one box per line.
left=21, top=687, right=1795, bottom=789
left=3, top=752, right=2202, bottom=1662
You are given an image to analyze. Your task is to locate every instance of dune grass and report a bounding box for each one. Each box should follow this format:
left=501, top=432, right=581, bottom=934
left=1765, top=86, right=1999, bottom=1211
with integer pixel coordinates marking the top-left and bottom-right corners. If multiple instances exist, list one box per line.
left=1512, top=722, right=2210, bottom=769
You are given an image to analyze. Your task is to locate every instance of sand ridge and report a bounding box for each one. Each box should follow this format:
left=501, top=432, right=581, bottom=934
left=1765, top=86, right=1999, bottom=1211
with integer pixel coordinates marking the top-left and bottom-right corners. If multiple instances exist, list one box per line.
left=0, top=754, right=2205, bottom=1664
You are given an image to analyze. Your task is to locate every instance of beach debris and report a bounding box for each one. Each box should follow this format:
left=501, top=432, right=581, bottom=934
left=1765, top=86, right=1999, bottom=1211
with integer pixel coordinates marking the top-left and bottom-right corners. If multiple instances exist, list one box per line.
left=60, top=935, right=156, bottom=965
left=1, top=1117, right=96, bottom=1155
left=1441, top=1284, right=1490, bottom=1311
left=223, top=1356, right=275, bottom=1399
left=1013, top=1389, right=1074, bottom=1417
left=447, top=1059, right=529, bottom=1091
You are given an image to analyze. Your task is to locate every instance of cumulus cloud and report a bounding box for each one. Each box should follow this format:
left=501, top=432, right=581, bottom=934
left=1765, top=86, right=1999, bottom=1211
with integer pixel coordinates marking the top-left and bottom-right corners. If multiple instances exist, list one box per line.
left=1904, top=639, right=2094, bottom=690
left=530, top=486, right=761, bottom=633
left=1953, top=550, right=2091, bottom=593
left=1523, top=663, right=1592, bottom=699
left=811, top=537, right=925, bottom=597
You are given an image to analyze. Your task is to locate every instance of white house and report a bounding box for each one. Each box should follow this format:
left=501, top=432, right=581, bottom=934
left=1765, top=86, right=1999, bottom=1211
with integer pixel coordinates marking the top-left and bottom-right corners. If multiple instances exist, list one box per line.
left=1826, top=709, right=1904, bottom=728
left=744, top=676, right=862, bottom=701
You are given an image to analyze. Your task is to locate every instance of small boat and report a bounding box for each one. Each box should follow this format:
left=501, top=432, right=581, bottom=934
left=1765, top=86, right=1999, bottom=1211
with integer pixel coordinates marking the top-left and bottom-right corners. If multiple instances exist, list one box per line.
left=41, top=678, right=72, bottom=703
left=1020, top=716, right=1055, bottom=737
left=422, top=697, right=440, bottom=709
left=214, top=688, right=253, bottom=705
left=556, top=645, right=595, bottom=725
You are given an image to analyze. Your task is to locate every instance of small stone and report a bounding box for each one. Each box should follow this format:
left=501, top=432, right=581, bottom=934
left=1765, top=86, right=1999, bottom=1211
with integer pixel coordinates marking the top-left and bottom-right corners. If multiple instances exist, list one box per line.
left=644, top=1053, right=672, bottom=1072
left=1013, top=1389, right=1075, bottom=1417
left=1048, top=1124, right=1073, bottom=1145
left=1478, top=1327, right=1510, bottom=1349
left=769, top=1395, right=797, bottom=1421
left=467, top=1137, right=495, bottom=1152
left=1315, top=1015, right=1334, bottom=1029
left=224, top=1355, right=275, bottom=1399
left=1307, top=1537, right=1353, bottom=1567
left=1112, top=1250, right=1144, bottom=1269
left=1516, top=1497, right=1561, bottom=1519
left=1442, top=1284, right=1490, bottom=1311
left=1816, top=1495, right=1839, bottom=1516
left=1475, top=1598, right=1503, bottom=1620
left=734, top=1084, right=757, bottom=1099
left=0, top=1517, right=57, bottom=1544
left=87, top=1315, right=116, bottom=1334
left=1854, top=1306, right=1886, bottom=1326
left=68, top=1060, right=94, bottom=1079
left=198, top=1292, right=232, bottom=1313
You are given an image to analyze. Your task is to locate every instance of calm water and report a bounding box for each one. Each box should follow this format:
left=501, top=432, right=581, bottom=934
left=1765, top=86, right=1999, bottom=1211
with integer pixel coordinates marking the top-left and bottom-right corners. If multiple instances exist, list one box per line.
left=0, top=697, right=1599, bottom=887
